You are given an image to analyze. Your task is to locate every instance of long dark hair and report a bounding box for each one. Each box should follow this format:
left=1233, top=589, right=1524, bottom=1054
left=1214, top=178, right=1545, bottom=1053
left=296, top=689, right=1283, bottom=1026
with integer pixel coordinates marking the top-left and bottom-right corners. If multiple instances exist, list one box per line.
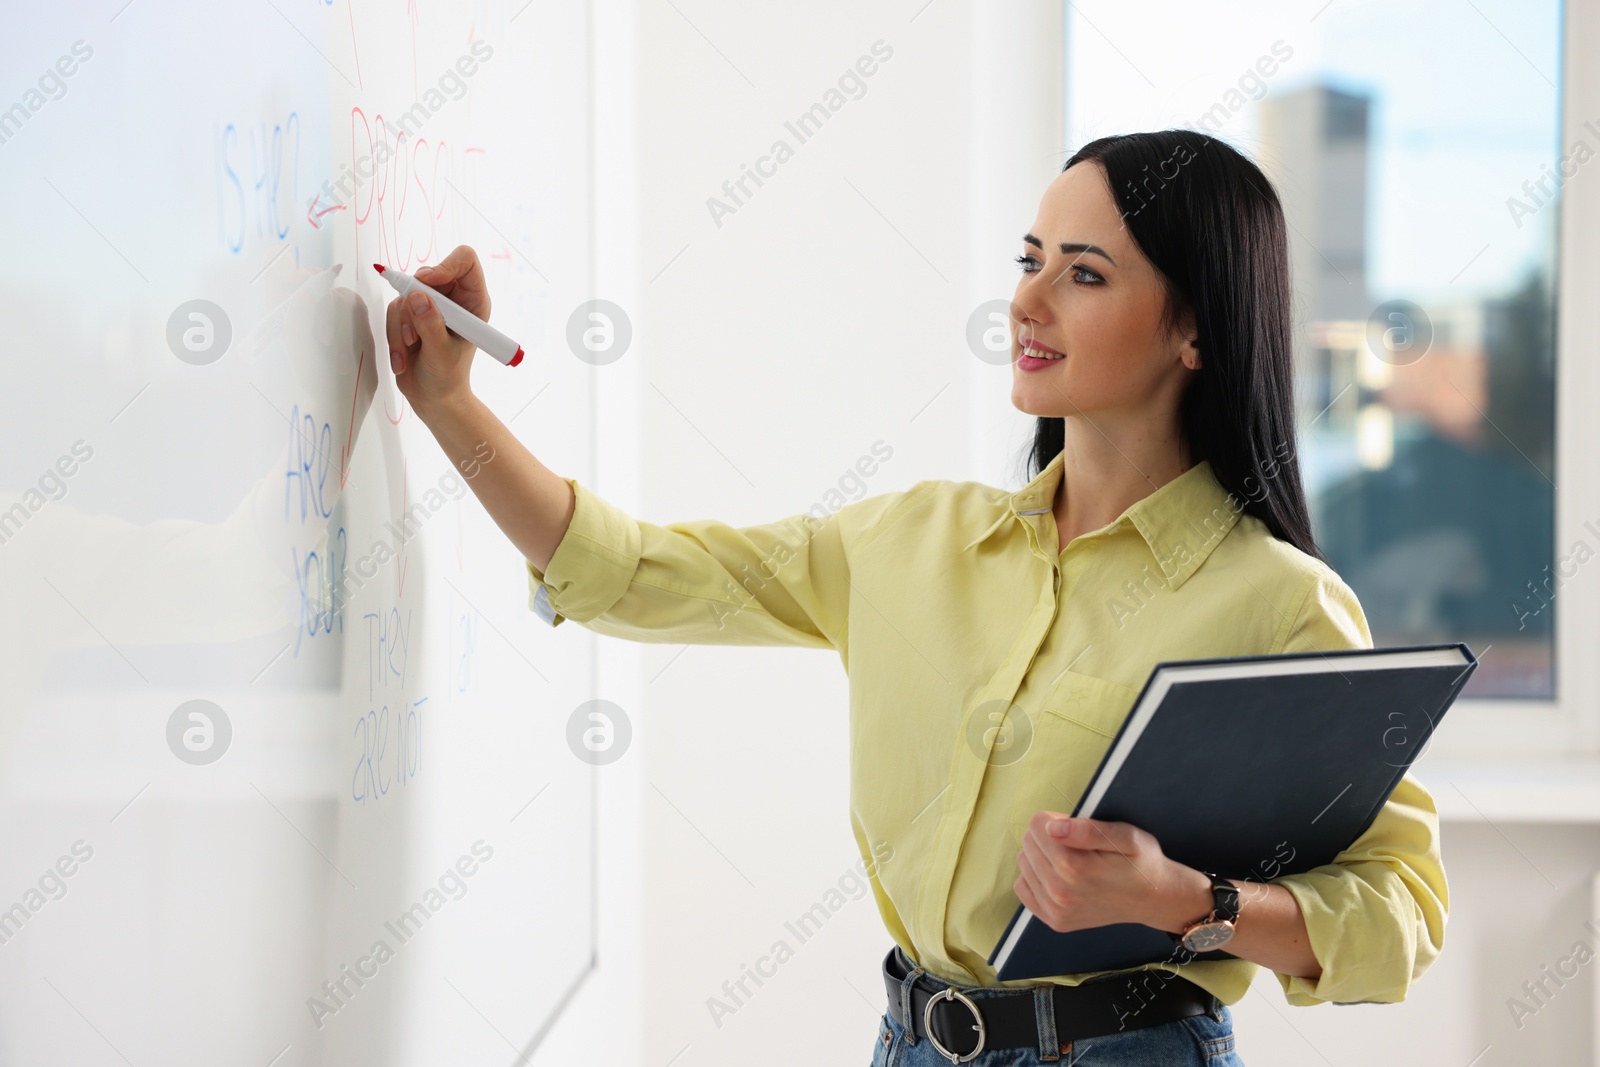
left=1025, top=130, right=1323, bottom=562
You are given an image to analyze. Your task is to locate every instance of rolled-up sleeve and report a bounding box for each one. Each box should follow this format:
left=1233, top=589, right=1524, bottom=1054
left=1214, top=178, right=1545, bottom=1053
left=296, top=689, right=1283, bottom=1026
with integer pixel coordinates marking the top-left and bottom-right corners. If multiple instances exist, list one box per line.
left=526, top=476, right=913, bottom=650
left=1269, top=569, right=1450, bottom=1006
left=526, top=478, right=643, bottom=629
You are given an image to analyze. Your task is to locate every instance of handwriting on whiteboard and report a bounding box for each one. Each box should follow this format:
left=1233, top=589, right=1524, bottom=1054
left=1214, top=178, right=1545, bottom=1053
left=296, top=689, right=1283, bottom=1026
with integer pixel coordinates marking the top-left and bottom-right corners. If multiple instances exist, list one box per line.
left=293, top=525, right=346, bottom=657
left=352, top=698, right=422, bottom=804
left=283, top=399, right=347, bottom=657
left=284, top=402, right=334, bottom=525
left=348, top=106, right=489, bottom=272
left=216, top=112, right=301, bottom=255
left=354, top=608, right=421, bottom=804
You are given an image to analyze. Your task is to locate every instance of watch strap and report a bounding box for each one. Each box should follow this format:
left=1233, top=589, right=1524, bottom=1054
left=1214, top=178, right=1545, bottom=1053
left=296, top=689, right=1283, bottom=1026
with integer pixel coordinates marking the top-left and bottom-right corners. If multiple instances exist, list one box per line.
left=1208, top=872, right=1240, bottom=923
left=1171, top=871, right=1239, bottom=944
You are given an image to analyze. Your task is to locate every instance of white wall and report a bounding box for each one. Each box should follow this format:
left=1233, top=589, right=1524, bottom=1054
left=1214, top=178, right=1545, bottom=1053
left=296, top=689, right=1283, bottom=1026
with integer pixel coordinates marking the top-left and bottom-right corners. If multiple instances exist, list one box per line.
left=533, top=3, right=1046, bottom=1063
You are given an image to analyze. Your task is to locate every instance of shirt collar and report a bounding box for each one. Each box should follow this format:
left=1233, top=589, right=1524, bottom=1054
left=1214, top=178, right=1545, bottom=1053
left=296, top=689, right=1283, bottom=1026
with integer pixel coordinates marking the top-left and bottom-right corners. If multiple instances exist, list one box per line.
left=961, top=450, right=1242, bottom=591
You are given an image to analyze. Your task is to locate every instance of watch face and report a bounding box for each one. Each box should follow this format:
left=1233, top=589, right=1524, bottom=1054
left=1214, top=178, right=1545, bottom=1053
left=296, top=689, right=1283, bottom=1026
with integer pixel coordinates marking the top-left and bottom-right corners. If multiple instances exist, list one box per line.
left=1181, top=921, right=1235, bottom=952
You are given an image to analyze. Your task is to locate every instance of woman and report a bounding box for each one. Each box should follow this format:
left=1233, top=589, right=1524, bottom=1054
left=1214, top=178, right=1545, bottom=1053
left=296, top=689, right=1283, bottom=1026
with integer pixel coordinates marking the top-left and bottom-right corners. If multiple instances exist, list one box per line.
left=384, top=130, right=1447, bottom=1066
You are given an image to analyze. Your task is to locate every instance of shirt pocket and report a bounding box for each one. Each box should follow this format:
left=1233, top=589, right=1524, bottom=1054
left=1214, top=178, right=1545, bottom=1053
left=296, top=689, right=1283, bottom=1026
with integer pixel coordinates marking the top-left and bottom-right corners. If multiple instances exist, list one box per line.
left=1006, top=669, right=1142, bottom=837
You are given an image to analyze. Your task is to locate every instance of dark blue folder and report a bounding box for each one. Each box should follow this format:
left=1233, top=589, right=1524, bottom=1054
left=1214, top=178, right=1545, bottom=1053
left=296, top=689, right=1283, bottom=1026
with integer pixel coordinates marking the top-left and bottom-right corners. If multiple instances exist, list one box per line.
left=987, top=642, right=1477, bottom=982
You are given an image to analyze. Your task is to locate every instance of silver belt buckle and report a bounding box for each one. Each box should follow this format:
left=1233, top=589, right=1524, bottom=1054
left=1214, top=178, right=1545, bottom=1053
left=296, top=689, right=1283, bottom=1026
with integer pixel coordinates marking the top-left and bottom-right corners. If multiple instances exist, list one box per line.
left=923, top=986, right=986, bottom=1064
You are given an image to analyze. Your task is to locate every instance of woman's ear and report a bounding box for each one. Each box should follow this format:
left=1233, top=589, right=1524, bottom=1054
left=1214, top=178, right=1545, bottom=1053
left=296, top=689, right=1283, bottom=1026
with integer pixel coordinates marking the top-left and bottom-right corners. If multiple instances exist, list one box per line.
left=1182, top=336, right=1201, bottom=371
left=1174, top=306, right=1201, bottom=371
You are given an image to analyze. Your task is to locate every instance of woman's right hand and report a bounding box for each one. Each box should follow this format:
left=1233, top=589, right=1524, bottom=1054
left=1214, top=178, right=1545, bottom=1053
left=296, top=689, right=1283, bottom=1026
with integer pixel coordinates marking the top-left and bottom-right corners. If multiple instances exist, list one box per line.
left=385, top=243, right=491, bottom=416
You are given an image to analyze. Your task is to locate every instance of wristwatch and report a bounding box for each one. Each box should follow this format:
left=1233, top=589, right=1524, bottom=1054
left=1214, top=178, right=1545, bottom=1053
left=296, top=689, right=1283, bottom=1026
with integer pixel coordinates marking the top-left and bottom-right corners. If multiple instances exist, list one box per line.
left=1172, top=871, right=1240, bottom=952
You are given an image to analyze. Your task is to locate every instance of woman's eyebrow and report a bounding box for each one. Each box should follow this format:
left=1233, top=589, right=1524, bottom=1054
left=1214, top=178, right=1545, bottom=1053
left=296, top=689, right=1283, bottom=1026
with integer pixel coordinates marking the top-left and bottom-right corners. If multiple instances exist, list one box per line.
left=1022, top=233, right=1117, bottom=267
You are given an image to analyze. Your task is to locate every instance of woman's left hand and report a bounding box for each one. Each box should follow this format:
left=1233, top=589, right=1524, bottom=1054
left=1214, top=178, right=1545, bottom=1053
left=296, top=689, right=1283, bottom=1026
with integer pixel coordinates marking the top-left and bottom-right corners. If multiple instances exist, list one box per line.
left=1013, top=811, right=1204, bottom=934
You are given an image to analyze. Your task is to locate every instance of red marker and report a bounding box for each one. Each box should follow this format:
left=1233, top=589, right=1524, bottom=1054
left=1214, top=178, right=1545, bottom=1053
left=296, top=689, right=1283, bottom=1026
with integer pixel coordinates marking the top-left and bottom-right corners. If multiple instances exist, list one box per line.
left=375, top=263, right=524, bottom=367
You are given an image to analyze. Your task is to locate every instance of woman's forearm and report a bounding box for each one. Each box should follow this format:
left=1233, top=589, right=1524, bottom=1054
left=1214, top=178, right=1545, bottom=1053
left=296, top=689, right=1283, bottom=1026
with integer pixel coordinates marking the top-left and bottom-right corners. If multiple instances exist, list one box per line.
left=414, top=391, right=576, bottom=572
left=1154, top=866, right=1322, bottom=979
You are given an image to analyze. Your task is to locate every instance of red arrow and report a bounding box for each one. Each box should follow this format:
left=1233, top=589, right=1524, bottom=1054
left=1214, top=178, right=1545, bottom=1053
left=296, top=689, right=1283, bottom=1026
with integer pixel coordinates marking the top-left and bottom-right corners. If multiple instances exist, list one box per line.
left=339, top=347, right=366, bottom=491
left=307, top=192, right=347, bottom=231
left=397, top=458, right=410, bottom=598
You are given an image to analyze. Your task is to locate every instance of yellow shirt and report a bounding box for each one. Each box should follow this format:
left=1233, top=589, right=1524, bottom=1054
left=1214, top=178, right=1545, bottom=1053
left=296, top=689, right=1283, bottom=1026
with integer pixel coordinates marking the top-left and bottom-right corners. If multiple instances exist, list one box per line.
left=525, top=449, right=1448, bottom=1007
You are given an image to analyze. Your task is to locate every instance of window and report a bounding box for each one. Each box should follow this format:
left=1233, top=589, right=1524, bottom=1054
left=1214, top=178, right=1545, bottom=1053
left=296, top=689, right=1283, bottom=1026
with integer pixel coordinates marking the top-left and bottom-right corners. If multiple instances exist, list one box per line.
left=1067, top=0, right=1563, bottom=710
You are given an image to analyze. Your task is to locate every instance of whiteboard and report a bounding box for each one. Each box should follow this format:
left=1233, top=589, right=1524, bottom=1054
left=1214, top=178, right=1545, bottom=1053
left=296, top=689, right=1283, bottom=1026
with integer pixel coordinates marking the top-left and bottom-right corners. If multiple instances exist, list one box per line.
left=0, top=2, right=597, bottom=1064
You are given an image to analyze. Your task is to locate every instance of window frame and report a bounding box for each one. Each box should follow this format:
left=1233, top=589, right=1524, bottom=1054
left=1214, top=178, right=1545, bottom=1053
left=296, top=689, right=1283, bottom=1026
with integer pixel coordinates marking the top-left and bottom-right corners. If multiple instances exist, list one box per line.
left=1434, top=0, right=1597, bottom=760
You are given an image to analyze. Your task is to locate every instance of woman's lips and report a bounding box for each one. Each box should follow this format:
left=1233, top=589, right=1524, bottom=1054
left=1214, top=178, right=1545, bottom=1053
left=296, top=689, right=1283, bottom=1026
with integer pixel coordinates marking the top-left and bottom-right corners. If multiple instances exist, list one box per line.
left=1017, top=340, right=1065, bottom=371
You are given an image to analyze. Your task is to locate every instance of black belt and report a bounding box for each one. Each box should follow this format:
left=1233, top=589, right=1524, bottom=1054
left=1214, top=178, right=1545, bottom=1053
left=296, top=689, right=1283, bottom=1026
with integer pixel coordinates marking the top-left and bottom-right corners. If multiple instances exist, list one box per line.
left=882, top=946, right=1218, bottom=1060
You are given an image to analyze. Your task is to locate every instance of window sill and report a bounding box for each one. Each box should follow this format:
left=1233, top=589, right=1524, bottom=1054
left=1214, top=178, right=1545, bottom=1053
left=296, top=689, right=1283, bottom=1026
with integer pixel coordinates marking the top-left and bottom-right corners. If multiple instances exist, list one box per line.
left=1416, top=756, right=1600, bottom=823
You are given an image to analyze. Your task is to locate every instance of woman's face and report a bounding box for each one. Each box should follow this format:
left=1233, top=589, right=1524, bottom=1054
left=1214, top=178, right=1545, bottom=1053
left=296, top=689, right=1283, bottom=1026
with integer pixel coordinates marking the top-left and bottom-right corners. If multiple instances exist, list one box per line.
left=1010, top=161, right=1198, bottom=427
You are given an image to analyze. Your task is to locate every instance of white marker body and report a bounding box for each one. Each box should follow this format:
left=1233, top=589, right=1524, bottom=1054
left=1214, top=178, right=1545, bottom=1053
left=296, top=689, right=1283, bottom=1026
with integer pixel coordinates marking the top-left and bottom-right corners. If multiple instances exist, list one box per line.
left=376, top=265, right=523, bottom=366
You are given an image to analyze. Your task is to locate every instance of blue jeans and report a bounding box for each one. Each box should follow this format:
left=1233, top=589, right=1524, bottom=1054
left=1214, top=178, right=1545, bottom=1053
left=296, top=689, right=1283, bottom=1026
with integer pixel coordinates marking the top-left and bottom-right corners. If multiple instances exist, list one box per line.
left=869, top=968, right=1245, bottom=1066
